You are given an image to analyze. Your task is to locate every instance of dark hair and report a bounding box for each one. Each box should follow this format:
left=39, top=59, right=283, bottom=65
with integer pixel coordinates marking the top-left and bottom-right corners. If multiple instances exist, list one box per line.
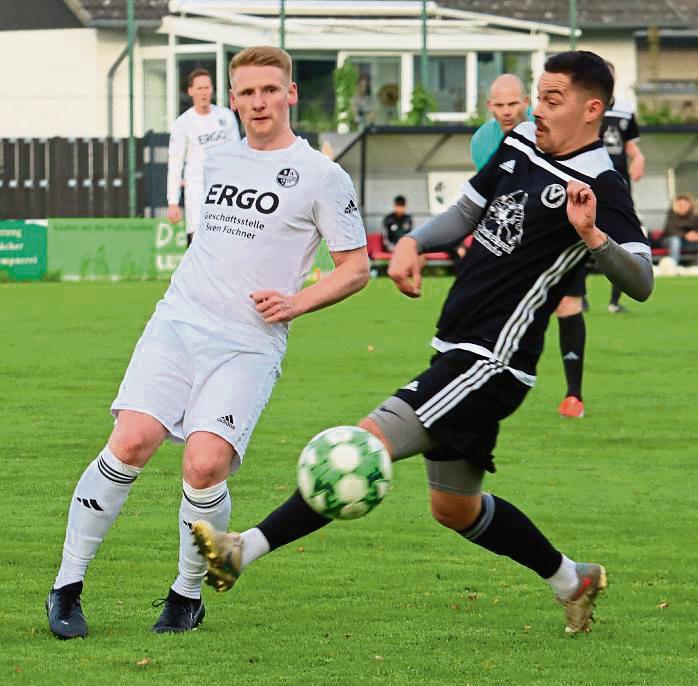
left=188, top=68, right=212, bottom=87
left=544, top=51, right=614, bottom=107
left=394, top=195, right=406, bottom=206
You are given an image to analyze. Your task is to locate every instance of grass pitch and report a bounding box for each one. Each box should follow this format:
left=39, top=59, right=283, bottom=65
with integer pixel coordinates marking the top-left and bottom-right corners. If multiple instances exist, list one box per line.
left=1, top=276, right=696, bottom=685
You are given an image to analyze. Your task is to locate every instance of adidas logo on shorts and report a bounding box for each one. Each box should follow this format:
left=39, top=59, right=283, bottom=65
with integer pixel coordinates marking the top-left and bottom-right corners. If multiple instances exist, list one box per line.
left=217, top=414, right=235, bottom=429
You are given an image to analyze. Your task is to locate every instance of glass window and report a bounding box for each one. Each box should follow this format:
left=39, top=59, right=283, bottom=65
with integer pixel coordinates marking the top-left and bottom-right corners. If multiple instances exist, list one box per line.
left=293, top=57, right=337, bottom=132
left=414, top=56, right=466, bottom=113
left=143, top=59, right=167, bottom=133
left=477, top=52, right=531, bottom=113
left=346, top=56, right=401, bottom=126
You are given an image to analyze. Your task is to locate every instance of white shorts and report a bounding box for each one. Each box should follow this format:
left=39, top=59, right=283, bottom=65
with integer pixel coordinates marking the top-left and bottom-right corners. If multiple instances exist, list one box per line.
left=184, top=186, right=203, bottom=235
left=111, top=317, right=282, bottom=472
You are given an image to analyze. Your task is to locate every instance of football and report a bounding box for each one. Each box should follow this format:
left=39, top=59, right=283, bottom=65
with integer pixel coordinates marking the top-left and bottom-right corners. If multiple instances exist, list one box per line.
left=297, top=425, right=393, bottom=520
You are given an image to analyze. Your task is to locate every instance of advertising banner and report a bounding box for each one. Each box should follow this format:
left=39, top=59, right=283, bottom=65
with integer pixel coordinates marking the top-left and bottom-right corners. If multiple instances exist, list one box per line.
left=47, top=219, right=186, bottom=280
left=0, top=220, right=47, bottom=281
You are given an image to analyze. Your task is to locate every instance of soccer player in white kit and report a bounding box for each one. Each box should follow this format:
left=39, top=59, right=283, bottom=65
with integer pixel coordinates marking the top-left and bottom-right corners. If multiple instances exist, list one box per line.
left=167, top=68, right=241, bottom=245
left=46, top=46, right=369, bottom=638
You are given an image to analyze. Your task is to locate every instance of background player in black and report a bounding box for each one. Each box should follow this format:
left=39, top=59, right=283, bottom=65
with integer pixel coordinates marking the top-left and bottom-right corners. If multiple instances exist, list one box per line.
left=190, top=52, right=653, bottom=636
left=382, top=195, right=414, bottom=251
left=601, top=62, right=645, bottom=313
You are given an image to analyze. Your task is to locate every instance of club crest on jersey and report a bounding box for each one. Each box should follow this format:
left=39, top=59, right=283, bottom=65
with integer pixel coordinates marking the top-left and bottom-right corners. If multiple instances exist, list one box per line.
left=474, top=190, right=528, bottom=257
left=603, top=127, right=623, bottom=155
left=276, top=168, right=300, bottom=188
left=219, top=117, right=227, bottom=126
left=541, top=183, right=566, bottom=209
left=619, top=118, right=628, bottom=131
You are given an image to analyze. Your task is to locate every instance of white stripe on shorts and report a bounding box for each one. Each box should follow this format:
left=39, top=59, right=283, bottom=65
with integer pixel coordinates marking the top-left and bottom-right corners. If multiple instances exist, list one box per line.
left=417, top=359, right=503, bottom=428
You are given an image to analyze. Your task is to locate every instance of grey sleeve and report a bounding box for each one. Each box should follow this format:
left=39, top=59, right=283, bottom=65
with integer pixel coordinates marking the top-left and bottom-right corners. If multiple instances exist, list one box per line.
left=408, top=194, right=483, bottom=253
left=591, top=236, right=654, bottom=302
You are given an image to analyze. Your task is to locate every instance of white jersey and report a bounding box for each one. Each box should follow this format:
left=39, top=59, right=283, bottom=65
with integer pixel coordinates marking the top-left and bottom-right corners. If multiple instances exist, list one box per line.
left=166, top=105, right=240, bottom=205
left=155, top=136, right=366, bottom=349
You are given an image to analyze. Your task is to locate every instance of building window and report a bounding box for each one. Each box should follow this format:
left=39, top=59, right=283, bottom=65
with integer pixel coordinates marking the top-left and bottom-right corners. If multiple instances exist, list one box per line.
left=144, top=60, right=167, bottom=133
left=345, top=56, right=402, bottom=126
left=477, top=52, right=531, bottom=112
left=293, top=57, right=337, bottom=132
left=413, top=56, right=466, bottom=113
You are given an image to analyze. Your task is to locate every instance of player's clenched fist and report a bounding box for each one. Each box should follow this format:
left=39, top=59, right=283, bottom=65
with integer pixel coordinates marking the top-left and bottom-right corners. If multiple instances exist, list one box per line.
left=251, top=289, right=301, bottom=323
left=566, top=180, right=597, bottom=239
left=388, top=237, right=422, bottom=298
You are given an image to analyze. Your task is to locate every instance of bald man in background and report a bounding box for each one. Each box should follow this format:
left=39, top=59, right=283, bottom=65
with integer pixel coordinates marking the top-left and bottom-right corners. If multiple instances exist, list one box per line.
left=470, top=74, right=589, bottom=418
left=470, top=74, right=531, bottom=168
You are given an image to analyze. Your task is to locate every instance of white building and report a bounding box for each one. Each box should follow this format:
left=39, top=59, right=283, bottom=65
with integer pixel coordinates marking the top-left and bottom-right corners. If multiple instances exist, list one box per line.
left=2, top=0, right=575, bottom=138
left=3, top=0, right=696, bottom=139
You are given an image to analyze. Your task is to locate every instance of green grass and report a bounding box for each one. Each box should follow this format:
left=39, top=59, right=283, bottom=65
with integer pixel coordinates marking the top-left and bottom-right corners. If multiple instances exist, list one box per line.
left=1, top=276, right=696, bottom=685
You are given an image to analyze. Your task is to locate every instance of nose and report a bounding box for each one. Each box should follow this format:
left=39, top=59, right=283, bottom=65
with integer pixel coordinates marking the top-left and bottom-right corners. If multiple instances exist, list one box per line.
left=252, top=90, right=265, bottom=110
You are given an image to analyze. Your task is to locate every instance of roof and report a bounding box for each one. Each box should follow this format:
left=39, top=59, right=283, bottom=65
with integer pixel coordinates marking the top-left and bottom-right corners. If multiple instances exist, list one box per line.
left=2, top=0, right=82, bottom=31
left=64, top=0, right=698, bottom=29
left=438, top=1, right=697, bottom=29
left=66, top=0, right=169, bottom=25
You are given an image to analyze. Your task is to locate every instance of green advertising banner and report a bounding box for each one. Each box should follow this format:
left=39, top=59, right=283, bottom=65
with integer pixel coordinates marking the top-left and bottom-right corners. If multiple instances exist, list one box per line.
left=0, top=220, right=47, bottom=281
left=47, top=219, right=187, bottom=281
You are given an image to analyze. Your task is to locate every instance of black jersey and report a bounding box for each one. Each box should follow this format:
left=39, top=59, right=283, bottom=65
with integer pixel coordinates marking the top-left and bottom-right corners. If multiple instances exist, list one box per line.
left=599, top=99, right=640, bottom=185
left=434, top=122, right=649, bottom=378
left=382, top=212, right=414, bottom=251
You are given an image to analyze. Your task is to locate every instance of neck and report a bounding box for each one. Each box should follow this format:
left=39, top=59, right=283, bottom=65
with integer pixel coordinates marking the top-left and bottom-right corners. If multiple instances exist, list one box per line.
left=247, top=127, right=297, bottom=151
left=194, top=104, right=211, bottom=115
left=552, top=131, right=599, bottom=157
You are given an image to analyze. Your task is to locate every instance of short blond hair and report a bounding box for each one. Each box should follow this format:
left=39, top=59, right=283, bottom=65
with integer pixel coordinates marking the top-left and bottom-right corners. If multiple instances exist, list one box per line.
left=229, top=46, right=292, bottom=84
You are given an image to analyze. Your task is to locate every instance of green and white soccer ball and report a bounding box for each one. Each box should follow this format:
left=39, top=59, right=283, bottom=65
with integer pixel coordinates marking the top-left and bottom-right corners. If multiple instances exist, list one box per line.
left=297, top=426, right=392, bottom=520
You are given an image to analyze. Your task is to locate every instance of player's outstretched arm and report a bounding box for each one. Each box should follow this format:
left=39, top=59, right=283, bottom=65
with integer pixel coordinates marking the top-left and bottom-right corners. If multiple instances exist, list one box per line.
left=250, top=246, right=369, bottom=324
left=388, top=194, right=484, bottom=298
left=566, top=181, right=653, bottom=302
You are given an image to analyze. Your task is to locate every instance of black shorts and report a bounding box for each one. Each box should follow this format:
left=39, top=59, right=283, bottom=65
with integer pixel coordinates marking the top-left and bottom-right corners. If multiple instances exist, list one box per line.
left=394, top=350, right=530, bottom=473
left=564, top=262, right=587, bottom=297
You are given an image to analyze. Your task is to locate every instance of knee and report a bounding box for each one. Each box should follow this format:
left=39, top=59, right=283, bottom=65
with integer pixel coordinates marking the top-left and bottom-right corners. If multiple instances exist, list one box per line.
left=183, top=433, right=235, bottom=488
left=555, top=296, right=582, bottom=318
left=357, top=417, right=393, bottom=458
left=110, top=431, right=158, bottom=466
left=430, top=494, right=482, bottom=531
left=183, top=454, right=230, bottom=488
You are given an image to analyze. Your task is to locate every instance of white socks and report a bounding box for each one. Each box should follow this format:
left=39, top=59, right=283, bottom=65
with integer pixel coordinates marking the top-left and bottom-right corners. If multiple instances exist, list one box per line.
left=54, top=446, right=141, bottom=589
left=239, top=528, right=271, bottom=572
left=172, top=480, right=231, bottom=599
left=546, top=554, right=580, bottom=600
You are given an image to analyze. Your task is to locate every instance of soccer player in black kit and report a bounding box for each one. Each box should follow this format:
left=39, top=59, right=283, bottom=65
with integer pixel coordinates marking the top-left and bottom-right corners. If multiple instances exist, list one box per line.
left=600, top=62, right=645, bottom=313
left=191, top=52, right=654, bottom=636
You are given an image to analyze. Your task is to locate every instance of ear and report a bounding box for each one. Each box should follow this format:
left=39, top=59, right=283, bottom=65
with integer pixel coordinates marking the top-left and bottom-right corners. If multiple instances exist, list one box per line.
left=288, top=81, right=299, bottom=107
left=522, top=95, right=530, bottom=105
left=187, top=86, right=194, bottom=98
left=229, top=89, right=238, bottom=112
left=486, top=98, right=494, bottom=113
left=586, top=97, right=605, bottom=124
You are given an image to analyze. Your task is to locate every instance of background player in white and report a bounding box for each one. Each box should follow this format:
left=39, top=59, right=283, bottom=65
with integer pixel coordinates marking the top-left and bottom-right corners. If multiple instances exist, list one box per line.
left=46, top=46, right=369, bottom=639
left=167, top=68, right=240, bottom=246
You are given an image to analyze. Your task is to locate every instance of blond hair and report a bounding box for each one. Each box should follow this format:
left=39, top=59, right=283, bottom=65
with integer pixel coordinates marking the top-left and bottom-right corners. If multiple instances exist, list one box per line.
left=229, top=46, right=292, bottom=84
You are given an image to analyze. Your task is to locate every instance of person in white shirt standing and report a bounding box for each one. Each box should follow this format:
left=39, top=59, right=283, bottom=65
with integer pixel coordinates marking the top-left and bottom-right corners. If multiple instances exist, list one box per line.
left=46, top=47, right=369, bottom=638
left=167, top=68, right=240, bottom=246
